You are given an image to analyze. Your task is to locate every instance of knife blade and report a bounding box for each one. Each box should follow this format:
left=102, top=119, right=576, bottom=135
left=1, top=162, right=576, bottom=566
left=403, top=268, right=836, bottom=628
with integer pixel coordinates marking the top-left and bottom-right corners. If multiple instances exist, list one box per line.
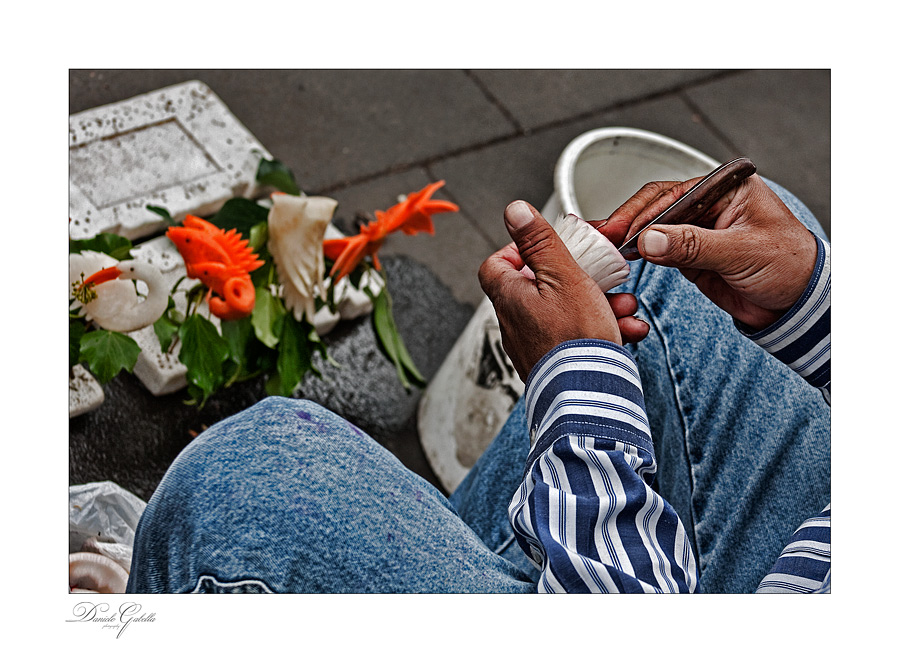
left=617, top=156, right=757, bottom=260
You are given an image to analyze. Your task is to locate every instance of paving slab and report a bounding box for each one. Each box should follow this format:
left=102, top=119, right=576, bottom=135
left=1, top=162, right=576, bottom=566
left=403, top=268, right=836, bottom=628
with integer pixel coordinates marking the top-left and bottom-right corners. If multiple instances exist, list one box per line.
left=470, top=69, right=729, bottom=130
left=683, top=69, right=831, bottom=235
left=71, top=70, right=517, bottom=194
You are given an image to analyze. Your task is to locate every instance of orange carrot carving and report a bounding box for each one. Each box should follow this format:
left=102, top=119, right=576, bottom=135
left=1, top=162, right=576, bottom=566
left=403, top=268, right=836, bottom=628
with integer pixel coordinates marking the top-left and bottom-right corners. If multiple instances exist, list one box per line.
left=322, top=181, right=458, bottom=283
left=166, top=215, right=264, bottom=320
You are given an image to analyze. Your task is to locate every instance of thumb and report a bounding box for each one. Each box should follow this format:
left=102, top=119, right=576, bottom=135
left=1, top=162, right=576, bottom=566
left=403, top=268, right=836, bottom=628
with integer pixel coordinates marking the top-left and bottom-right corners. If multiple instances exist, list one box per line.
left=638, top=224, right=734, bottom=271
left=504, top=200, right=577, bottom=283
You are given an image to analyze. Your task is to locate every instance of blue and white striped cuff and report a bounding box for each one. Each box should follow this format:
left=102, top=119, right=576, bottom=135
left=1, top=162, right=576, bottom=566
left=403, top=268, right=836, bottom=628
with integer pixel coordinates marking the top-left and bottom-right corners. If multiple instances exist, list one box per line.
left=736, top=236, right=831, bottom=402
left=523, top=339, right=651, bottom=459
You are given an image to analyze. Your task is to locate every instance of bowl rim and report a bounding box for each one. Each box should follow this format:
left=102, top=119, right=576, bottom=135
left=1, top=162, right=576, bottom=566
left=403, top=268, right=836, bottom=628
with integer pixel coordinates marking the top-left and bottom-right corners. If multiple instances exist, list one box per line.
left=554, top=127, right=720, bottom=219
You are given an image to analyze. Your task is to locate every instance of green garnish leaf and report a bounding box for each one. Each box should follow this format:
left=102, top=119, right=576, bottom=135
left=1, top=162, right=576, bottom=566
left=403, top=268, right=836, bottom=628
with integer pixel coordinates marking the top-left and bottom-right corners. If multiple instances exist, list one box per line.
left=153, top=297, right=181, bottom=354
left=78, top=329, right=141, bottom=383
left=70, top=319, right=87, bottom=368
left=275, top=314, right=313, bottom=396
left=69, top=233, right=134, bottom=261
left=256, top=158, right=301, bottom=196
left=251, top=287, right=285, bottom=349
left=370, top=287, right=425, bottom=390
left=221, top=317, right=253, bottom=368
left=248, top=221, right=269, bottom=251
left=209, top=197, right=271, bottom=236
left=178, top=314, right=230, bottom=406
left=146, top=205, right=176, bottom=225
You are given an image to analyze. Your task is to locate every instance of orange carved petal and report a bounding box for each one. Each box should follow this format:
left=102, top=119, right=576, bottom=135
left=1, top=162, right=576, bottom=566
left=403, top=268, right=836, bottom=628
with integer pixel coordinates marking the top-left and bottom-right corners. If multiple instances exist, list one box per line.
left=323, top=237, right=352, bottom=261
left=329, top=235, right=370, bottom=282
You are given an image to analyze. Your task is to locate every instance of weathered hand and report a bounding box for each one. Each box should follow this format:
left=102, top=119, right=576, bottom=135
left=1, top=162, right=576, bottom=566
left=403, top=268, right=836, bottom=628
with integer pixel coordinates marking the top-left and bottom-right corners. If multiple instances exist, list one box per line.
left=593, top=174, right=818, bottom=330
left=479, top=201, right=648, bottom=382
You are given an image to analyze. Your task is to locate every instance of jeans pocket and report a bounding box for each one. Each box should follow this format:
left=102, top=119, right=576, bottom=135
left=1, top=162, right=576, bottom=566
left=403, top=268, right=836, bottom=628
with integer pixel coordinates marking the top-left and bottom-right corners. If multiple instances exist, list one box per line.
left=190, top=575, right=275, bottom=594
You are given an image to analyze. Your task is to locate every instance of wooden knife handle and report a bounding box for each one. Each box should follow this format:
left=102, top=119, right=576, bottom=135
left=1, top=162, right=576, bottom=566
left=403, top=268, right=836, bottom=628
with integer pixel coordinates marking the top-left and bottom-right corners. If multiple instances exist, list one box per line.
left=654, top=156, right=757, bottom=228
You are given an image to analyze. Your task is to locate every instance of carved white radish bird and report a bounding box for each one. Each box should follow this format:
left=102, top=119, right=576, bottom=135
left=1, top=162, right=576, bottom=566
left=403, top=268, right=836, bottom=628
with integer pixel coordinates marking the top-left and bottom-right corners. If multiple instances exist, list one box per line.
left=70, top=251, right=168, bottom=332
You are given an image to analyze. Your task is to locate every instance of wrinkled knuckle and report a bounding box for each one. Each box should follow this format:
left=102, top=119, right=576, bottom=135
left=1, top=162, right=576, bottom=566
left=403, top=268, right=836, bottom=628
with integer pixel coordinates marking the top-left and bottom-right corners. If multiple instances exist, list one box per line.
left=642, top=181, right=668, bottom=197
left=517, top=224, right=557, bottom=258
left=660, top=187, right=682, bottom=208
left=680, top=226, right=702, bottom=264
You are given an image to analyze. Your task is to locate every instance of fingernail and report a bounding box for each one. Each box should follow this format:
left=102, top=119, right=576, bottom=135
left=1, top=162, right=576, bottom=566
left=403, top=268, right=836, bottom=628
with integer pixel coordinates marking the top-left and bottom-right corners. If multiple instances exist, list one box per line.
left=641, top=229, right=669, bottom=256
left=505, top=201, right=534, bottom=229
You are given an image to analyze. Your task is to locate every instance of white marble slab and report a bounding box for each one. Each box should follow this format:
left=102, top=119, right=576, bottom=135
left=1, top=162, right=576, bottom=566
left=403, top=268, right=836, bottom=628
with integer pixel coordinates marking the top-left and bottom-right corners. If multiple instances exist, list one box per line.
left=69, top=80, right=272, bottom=241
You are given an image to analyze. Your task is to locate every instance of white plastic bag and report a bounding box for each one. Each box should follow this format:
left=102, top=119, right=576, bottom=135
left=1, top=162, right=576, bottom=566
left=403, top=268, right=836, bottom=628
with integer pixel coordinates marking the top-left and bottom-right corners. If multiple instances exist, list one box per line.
left=69, top=481, right=147, bottom=573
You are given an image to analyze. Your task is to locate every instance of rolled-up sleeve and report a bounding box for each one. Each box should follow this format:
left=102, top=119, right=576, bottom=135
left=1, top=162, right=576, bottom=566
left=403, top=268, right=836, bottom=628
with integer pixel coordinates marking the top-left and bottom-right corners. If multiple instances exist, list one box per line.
left=508, top=340, right=698, bottom=593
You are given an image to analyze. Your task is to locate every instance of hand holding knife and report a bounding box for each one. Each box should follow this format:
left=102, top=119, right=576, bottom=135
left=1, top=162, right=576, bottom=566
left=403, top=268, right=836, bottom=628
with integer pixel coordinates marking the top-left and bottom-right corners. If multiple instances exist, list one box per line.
left=617, top=157, right=758, bottom=260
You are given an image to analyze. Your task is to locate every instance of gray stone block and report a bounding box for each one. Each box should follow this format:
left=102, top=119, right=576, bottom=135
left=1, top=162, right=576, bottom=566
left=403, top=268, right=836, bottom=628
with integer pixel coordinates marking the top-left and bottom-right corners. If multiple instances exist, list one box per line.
left=69, top=80, right=272, bottom=241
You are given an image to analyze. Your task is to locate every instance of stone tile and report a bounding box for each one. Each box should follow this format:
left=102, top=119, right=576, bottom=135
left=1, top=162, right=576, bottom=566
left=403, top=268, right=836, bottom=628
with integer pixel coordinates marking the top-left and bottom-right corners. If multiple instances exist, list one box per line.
left=69, top=80, right=272, bottom=240
left=432, top=95, right=735, bottom=249
left=71, top=70, right=516, bottom=195
left=470, top=69, right=727, bottom=130
left=684, top=69, right=831, bottom=236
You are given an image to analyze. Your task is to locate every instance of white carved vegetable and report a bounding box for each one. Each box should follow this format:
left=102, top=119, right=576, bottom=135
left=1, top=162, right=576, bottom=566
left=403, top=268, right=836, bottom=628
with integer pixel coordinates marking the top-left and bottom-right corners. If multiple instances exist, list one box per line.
left=267, top=193, right=338, bottom=322
left=70, top=252, right=168, bottom=332
left=551, top=213, right=630, bottom=292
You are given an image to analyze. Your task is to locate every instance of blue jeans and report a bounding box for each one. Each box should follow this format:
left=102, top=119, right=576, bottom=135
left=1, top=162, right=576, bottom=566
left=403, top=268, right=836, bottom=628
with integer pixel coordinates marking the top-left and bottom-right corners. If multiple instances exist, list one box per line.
left=127, top=179, right=830, bottom=593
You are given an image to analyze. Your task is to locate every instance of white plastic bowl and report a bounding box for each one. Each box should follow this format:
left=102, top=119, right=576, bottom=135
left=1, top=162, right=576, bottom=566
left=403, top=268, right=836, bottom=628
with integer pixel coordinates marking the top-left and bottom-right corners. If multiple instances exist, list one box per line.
left=554, top=127, right=720, bottom=221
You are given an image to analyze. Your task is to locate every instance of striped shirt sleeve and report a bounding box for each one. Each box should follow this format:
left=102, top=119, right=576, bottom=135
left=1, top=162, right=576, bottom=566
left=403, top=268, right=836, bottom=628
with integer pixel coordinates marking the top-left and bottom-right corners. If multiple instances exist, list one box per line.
left=508, top=340, right=698, bottom=593
left=755, top=503, right=831, bottom=593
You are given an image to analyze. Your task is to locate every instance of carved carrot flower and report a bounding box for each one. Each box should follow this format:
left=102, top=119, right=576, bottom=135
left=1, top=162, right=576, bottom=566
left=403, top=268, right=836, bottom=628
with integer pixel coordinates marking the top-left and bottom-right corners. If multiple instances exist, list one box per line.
left=165, top=215, right=264, bottom=320
left=322, top=180, right=458, bottom=283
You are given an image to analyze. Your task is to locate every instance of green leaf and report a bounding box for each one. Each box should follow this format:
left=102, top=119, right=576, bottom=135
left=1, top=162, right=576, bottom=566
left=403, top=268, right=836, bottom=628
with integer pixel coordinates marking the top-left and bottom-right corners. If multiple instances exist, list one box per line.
left=248, top=221, right=269, bottom=251
left=371, top=287, right=425, bottom=390
left=146, top=205, right=175, bottom=225
left=264, top=373, right=283, bottom=397
left=221, top=317, right=252, bottom=362
left=220, top=317, right=255, bottom=386
left=153, top=297, right=181, bottom=354
left=208, top=198, right=270, bottom=236
left=70, top=319, right=87, bottom=368
left=275, top=315, right=313, bottom=396
left=78, top=329, right=141, bottom=383
left=69, top=233, right=134, bottom=261
left=256, top=157, right=301, bottom=195
left=178, top=314, right=230, bottom=406
left=251, top=287, right=285, bottom=349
